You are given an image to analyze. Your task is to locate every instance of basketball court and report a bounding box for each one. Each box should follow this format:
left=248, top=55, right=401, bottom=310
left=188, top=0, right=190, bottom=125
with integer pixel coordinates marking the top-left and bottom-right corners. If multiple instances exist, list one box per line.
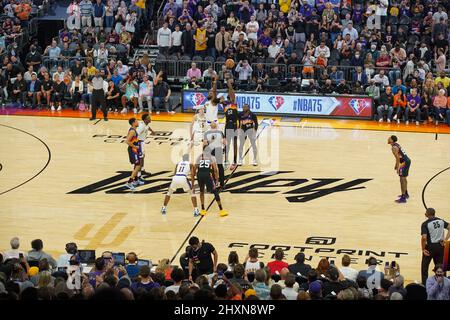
left=1, top=112, right=449, bottom=282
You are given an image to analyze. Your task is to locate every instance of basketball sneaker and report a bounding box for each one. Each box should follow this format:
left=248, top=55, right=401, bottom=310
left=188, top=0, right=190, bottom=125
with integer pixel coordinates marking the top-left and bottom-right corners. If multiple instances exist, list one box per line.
left=193, top=208, right=200, bottom=217
left=237, top=158, right=243, bottom=166
left=200, top=209, right=207, bottom=216
left=136, top=178, right=145, bottom=185
left=125, top=182, right=136, bottom=191
left=161, top=207, right=167, bottom=215
left=253, top=159, right=258, bottom=166
left=395, top=196, right=407, bottom=203
left=398, top=192, right=409, bottom=199
left=133, top=108, right=138, bottom=114
left=219, top=210, right=228, bottom=217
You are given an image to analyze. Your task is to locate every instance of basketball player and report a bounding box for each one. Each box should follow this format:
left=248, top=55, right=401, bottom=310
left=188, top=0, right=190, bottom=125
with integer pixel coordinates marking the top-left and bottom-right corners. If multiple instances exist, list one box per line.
left=125, top=118, right=142, bottom=190
left=388, top=135, right=411, bottom=203
left=203, top=121, right=226, bottom=189
left=238, top=104, right=259, bottom=166
left=223, top=78, right=239, bottom=168
left=193, top=148, right=228, bottom=217
left=161, top=154, right=200, bottom=217
left=204, top=75, right=220, bottom=129
left=190, top=105, right=207, bottom=146
left=136, top=113, right=155, bottom=180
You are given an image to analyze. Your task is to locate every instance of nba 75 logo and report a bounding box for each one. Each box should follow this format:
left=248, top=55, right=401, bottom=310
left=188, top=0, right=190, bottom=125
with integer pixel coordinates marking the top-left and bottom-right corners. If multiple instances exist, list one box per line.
left=268, top=96, right=285, bottom=111
left=189, top=92, right=207, bottom=106
left=349, top=99, right=370, bottom=115
left=69, top=171, right=372, bottom=203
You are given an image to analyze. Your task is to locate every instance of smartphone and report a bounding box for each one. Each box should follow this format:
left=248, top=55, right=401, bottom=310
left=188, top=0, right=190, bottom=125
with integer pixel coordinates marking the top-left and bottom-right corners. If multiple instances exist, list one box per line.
left=391, top=261, right=396, bottom=268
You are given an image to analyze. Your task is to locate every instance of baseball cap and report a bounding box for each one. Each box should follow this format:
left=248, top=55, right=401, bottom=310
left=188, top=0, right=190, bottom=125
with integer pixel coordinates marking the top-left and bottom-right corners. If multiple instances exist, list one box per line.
left=308, top=280, right=322, bottom=294
left=28, top=266, right=39, bottom=277
left=244, top=289, right=257, bottom=299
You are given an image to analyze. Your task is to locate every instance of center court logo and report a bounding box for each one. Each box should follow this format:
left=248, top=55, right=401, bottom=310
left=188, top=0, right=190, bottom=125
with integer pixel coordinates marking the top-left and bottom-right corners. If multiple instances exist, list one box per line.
left=349, top=99, right=370, bottom=115
left=268, top=96, right=285, bottom=111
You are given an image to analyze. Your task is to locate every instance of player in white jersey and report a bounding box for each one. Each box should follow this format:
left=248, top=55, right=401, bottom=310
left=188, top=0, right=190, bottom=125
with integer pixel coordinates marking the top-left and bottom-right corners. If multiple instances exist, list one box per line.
left=136, top=113, right=155, bottom=182
left=204, top=75, right=220, bottom=126
left=190, top=106, right=207, bottom=146
left=161, top=154, right=200, bottom=217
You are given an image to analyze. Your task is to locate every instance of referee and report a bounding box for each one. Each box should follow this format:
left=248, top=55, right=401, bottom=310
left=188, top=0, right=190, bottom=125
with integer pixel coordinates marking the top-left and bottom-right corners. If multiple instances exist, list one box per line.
left=421, top=208, right=450, bottom=285
left=90, top=70, right=107, bottom=121
left=203, top=121, right=226, bottom=189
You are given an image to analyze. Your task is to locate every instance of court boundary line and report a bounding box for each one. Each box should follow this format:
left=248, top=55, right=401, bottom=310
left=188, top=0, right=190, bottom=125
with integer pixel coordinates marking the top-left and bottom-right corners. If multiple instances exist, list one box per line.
left=421, top=166, right=450, bottom=209
left=170, top=124, right=268, bottom=263
left=0, top=124, right=52, bottom=196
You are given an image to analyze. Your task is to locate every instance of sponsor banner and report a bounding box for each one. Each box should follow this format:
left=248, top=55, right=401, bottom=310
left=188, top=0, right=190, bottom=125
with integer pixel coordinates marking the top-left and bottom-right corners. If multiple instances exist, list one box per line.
left=182, top=90, right=373, bottom=119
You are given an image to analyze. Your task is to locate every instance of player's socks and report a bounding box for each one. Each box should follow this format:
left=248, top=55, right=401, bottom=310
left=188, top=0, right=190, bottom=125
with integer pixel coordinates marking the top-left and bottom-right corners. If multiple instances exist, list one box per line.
left=201, top=204, right=205, bottom=210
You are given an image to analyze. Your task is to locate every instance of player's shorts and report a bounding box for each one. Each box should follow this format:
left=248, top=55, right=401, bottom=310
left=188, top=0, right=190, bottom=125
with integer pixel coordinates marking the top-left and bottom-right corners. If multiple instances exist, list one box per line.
left=169, top=175, right=192, bottom=192
left=139, top=141, right=145, bottom=156
left=192, top=131, right=204, bottom=146
left=398, top=158, right=411, bottom=177
left=128, top=146, right=142, bottom=165
left=197, top=172, right=215, bottom=193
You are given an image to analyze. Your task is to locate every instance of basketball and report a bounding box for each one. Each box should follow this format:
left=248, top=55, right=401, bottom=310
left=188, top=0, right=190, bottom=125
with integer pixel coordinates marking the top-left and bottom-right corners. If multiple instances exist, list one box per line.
left=225, top=59, right=235, bottom=69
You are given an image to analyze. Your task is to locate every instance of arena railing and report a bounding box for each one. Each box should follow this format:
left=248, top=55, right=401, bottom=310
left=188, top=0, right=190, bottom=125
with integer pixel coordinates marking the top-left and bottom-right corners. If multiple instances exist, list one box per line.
left=154, top=59, right=399, bottom=83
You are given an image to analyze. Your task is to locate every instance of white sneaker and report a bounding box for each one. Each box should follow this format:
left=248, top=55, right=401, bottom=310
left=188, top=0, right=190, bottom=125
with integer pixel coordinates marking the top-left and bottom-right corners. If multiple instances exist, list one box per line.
left=405, top=120, right=409, bottom=125
left=193, top=208, right=200, bottom=217
left=397, top=119, right=400, bottom=124
left=133, top=108, right=138, bottom=114
left=125, top=182, right=136, bottom=191
left=51, top=106, right=55, bottom=111
left=121, top=107, right=127, bottom=114
left=237, top=158, right=243, bottom=166
left=253, top=160, right=258, bottom=166
left=156, top=111, right=160, bottom=115
left=169, top=111, right=176, bottom=114
left=57, top=106, right=62, bottom=111
left=387, top=119, right=391, bottom=123
left=415, top=121, right=419, bottom=126
left=161, top=207, right=167, bottom=215
left=379, top=118, right=383, bottom=122
left=435, top=121, right=439, bottom=125
left=393, top=114, right=397, bottom=120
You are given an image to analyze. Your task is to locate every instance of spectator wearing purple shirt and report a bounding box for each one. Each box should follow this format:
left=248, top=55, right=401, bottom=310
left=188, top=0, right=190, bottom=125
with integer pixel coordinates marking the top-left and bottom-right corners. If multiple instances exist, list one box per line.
left=299, top=3, right=312, bottom=18
left=258, top=28, right=272, bottom=47
left=315, top=0, right=326, bottom=14
left=352, top=4, right=363, bottom=24
left=130, top=265, right=161, bottom=294
left=406, top=88, right=422, bottom=125
left=163, top=0, right=179, bottom=18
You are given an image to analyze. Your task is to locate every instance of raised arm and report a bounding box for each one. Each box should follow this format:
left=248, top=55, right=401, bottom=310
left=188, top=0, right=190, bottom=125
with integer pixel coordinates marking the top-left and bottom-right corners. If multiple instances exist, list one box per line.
left=227, top=78, right=235, bottom=103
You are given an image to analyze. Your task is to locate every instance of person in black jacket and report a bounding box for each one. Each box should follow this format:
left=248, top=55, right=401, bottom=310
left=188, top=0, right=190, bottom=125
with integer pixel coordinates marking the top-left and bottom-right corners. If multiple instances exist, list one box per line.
left=238, top=104, right=258, bottom=166
left=377, top=86, right=394, bottom=122
left=181, top=23, right=195, bottom=58
left=26, top=73, right=43, bottom=109
left=321, top=79, right=335, bottom=94
left=335, top=79, right=351, bottom=94
left=288, top=252, right=312, bottom=277
left=11, top=73, right=27, bottom=107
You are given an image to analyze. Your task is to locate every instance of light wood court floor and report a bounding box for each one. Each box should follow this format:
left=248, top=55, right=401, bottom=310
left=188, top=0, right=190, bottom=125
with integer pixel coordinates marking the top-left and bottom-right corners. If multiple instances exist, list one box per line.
left=0, top=114, right=449, bottom=282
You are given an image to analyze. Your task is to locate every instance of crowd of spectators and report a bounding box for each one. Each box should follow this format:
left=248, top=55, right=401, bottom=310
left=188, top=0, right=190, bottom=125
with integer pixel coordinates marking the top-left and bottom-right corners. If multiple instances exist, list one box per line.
left=155, top=0, right=450, bottom=125
left=0, top=0, right=181, bottom=114
left=1, top=236, right=449, bottom=300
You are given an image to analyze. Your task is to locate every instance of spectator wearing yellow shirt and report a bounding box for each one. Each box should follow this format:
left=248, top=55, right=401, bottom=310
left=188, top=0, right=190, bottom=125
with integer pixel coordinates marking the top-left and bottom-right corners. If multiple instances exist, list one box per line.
left=279, top=0, right=291, bottom=14
left=194, top=24, right=207, bottom=57
left=86, top=60, right=97, bottom=77
left=434, top=71, right=450, bottom=88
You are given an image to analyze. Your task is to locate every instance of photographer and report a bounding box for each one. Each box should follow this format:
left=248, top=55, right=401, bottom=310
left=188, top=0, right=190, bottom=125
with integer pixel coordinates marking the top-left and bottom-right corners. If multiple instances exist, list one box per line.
left=187, top=236, right=218, bottom=282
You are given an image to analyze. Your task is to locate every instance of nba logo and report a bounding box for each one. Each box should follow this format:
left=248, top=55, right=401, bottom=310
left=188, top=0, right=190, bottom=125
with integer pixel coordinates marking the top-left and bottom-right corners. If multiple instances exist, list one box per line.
left=268, top=96, right=285, bottom=111
left=349, top=99, right=369, bottom=115
left=189, top=93, right=207, bottom=106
